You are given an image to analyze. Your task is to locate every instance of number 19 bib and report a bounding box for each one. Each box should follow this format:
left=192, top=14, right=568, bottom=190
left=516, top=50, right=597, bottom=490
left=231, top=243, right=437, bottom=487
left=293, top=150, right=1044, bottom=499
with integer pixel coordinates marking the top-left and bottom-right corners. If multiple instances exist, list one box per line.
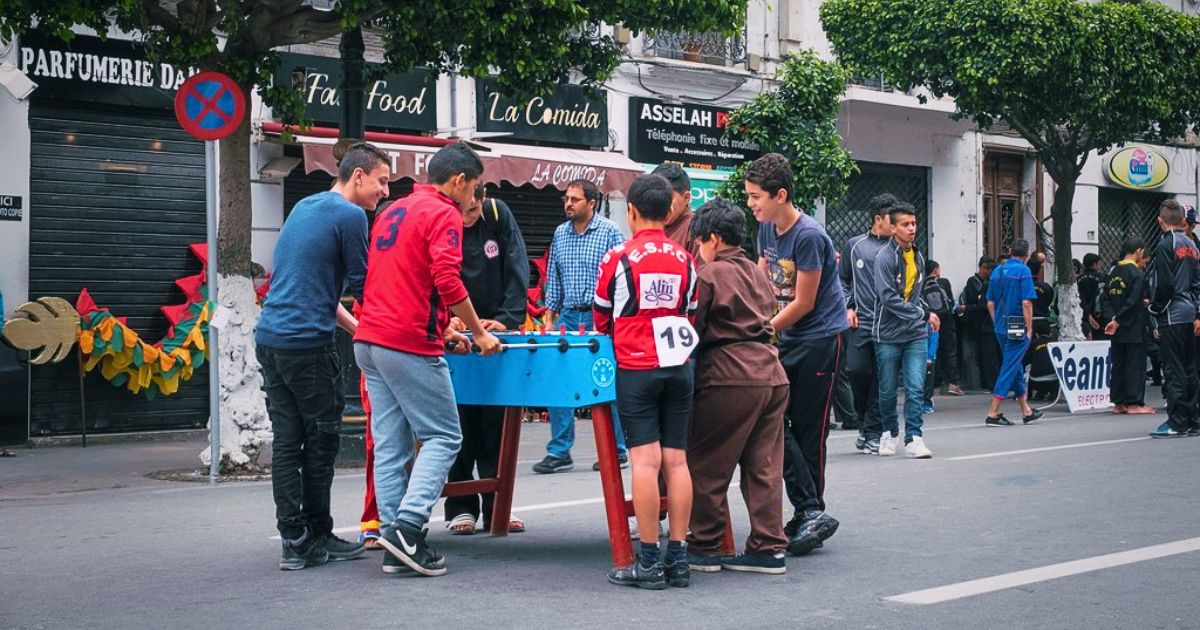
left=651, top=316, right=697, bottom=367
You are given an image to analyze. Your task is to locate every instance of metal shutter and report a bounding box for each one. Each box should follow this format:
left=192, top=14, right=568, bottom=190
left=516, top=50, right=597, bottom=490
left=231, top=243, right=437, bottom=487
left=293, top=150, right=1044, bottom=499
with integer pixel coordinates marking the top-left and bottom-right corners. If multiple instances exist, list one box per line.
left=825, top=162, right=931, bottom=255
left=1098, top=189, right=1169, bottom=268
left=27, top=102, right=209, bottom=435
left=493, top=184, right=568, bottom=286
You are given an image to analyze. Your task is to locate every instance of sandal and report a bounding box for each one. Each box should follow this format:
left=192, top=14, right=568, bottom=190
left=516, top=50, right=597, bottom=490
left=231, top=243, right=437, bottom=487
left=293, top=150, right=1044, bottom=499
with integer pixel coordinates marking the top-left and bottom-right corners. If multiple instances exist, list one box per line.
left=508, top=517, right=526, bottom=533
left=447, top=513, right=477, bottom=536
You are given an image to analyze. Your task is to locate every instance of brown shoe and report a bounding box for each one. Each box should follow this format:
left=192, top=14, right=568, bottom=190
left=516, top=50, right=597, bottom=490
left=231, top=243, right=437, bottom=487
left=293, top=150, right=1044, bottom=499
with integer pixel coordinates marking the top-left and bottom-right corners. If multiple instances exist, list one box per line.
left=947, top=384, right=965, bottom=396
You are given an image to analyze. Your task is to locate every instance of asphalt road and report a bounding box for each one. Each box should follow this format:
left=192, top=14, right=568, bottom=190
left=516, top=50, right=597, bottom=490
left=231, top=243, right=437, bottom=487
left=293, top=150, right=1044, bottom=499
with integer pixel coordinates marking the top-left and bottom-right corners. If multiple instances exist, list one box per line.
left=1, top=393, right=1197, bottom=630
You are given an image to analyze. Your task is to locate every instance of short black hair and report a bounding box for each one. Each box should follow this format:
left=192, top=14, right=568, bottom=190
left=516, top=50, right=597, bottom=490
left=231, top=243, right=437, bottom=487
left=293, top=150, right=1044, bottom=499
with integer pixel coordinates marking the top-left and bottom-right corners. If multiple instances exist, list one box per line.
left=567, top=179, right=603, bottom=205
left=887, top=201, right=916, bottom=225
left=651, top=162, right=691, bottom=195
left=869, top=193, right=898, bottom=222
left=1121, top=236, right=1145, bottom=257
left=978, top=256, right=996, bottom=268
left=690, top=198, right=745, bottom=247
left=1082, top=252, right=1100, bottom=269
left=1160, top=198, right=1185, bottom=226
left=427, top=143, right=484, bottom=185
left=744, top=153, right=793, bottom=203
left=925, top=259, right=939, bottom=275
left=337, top=142, right=390, bottom=182
left=1011, top=239, right=1031, bottom=258
left=627, top=174, right=673, bottom=222
left=1027, top=257, right=1042, bottom=276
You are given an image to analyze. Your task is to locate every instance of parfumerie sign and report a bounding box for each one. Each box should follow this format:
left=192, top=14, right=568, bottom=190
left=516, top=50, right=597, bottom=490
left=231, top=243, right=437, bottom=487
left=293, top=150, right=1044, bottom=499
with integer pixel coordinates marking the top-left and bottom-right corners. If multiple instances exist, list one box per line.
left=276, top=53, right=436, bottom=131
left=476, top=78, right=607, bottom=147
left=0, top=196, right=21, bottom=221
left=19, top=33, right=197, bottom=109
left=628, top=96, right=761, bottom=172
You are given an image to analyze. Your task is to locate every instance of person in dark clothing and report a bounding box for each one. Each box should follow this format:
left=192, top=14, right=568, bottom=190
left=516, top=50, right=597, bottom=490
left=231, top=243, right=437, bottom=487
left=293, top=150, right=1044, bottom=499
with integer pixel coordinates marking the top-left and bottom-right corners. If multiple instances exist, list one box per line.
left=840, top=193, right=896, bottom=455
left=1102, top=237, right=1154, bottom=415
left=960, top=256, right=998, bottom=389
left=1147, top=199, right=1200, bottom=438
left=652, top=162, right=700, bottom=259
left=749, top=153, right=847, bottom=556
left=1026, top=257, right=1055, bottom=338
left=921, top=259, right=959, bottom=407
left=1079, top=253, right=1105, bottom=338
left=444, top=186, right=531, bottom=534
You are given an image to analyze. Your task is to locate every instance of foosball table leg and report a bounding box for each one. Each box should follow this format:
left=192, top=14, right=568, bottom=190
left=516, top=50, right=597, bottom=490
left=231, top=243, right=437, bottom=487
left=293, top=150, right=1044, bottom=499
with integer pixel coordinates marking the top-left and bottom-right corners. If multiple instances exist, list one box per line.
left=488, top=406, right=524, bottom=537
left=591, top=402, right=633, bottom=567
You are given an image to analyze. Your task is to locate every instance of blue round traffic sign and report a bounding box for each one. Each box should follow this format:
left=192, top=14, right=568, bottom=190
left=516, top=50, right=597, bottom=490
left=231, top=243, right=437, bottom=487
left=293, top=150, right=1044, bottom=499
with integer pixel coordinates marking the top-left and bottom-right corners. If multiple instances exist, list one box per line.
left=174, top=71, right=246, bottom=141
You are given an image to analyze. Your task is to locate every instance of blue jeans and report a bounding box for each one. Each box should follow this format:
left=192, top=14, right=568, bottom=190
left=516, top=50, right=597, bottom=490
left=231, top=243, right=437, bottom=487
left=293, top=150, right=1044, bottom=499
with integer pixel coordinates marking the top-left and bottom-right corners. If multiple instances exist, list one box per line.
left=993, top=333, right=1030, bottom=399
left=876, top=338, right=928, bottom=442
left=355, top=343, right=462, bottom=530
left=546, top=309, right=627, bottom=459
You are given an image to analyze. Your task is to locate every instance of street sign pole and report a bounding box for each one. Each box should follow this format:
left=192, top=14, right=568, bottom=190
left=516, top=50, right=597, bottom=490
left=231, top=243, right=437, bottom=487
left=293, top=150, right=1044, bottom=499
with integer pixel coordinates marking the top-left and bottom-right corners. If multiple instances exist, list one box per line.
left=206, top=139, right=220, bottom=486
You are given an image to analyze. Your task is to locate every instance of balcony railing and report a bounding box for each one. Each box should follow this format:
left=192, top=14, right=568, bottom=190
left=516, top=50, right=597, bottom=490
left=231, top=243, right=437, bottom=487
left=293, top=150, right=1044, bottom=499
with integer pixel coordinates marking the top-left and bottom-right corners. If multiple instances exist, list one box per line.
left=642, top=29, right=748, bottom=67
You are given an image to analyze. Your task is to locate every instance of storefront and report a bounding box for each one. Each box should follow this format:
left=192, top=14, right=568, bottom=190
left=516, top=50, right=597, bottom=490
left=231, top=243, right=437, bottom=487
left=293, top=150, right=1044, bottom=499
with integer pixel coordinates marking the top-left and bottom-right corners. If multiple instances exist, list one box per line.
left=14, top=34, right=210, bottom=436
left=1095, top=145, right=1172, bottom=265
left=626, top=96, right=761, bottom=210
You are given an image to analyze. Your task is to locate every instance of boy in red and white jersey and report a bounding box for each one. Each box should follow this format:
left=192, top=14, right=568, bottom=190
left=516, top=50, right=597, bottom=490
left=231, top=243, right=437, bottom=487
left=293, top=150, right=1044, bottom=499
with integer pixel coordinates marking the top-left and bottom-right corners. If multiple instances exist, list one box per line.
left=594, top=174, right=698, bottom=590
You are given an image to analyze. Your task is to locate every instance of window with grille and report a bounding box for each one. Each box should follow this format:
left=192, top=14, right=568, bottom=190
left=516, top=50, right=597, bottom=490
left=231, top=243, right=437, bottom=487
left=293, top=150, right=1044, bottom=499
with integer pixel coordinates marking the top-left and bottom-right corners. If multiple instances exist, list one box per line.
left=824, top=162, right=930, bottom=255
left=1097, top=188, right=1169, bottom=268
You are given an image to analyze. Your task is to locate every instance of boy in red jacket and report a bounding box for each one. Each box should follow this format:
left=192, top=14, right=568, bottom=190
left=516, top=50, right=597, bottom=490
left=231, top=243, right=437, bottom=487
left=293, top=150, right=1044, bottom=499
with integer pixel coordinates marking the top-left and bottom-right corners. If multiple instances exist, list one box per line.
left=354, top=143, right=502, bottom=577
left=595, top=174, right=698, bottom=589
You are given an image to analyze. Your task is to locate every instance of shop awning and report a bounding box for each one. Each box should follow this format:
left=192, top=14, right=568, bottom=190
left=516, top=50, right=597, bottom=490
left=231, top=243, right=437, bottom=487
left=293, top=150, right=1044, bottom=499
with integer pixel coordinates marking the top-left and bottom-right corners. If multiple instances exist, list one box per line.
left=262, top=122, right=643, bottom=195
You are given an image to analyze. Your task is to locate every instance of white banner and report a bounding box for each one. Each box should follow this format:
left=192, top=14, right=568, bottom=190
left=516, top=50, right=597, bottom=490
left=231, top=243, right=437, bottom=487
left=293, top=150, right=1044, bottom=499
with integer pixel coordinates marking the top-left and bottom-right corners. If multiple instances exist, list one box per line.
left=1047, top=341, right=1113, bottom=412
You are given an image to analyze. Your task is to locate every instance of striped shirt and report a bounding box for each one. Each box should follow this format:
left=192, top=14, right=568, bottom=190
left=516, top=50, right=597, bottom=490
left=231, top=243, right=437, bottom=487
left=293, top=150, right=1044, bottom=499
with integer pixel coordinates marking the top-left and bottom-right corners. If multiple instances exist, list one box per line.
left=544, top=214, right=625, bottom=313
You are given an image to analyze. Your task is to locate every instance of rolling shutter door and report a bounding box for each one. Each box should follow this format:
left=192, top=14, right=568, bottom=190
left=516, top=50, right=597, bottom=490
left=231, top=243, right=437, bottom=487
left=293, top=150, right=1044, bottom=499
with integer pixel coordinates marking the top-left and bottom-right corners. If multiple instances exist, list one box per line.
left=27, top=103, right=209, bottom=435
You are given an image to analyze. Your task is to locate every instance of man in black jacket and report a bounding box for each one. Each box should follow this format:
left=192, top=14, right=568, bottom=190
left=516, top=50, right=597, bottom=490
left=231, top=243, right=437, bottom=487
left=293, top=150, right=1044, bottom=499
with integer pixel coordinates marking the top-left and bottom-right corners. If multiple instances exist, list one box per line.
left=445, top=186, right=532, bottom=532
left=1102, top=237, right=1154, bottom=415
left=1147, top=199, right=1200, bottom=438
left=960, top=256, right=998, bottom=388
left=1079, top=253, right=1105, bottom=338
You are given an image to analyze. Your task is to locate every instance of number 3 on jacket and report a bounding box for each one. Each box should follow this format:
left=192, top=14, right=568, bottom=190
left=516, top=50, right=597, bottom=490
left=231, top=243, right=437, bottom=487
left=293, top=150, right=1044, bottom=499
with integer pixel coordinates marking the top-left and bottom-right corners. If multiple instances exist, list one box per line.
left=652, top=315, right=697, bottom=367
left=374, top=207, right=408, bottom=251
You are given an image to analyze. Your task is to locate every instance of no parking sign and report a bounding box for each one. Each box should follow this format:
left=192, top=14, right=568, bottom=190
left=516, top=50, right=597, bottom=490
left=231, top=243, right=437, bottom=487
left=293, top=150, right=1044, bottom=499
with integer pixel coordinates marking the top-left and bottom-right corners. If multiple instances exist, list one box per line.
left=173, top=71, right=246, bottom=141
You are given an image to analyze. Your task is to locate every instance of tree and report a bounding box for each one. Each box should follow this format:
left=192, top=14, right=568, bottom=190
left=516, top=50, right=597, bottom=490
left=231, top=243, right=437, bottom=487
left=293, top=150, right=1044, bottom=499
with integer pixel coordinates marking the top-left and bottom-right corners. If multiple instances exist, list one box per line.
left=821, top=0, right=1200, bottom=340
left=716, top=49, right=857, bottom=242
left=0, top=0, right=747, bottom=469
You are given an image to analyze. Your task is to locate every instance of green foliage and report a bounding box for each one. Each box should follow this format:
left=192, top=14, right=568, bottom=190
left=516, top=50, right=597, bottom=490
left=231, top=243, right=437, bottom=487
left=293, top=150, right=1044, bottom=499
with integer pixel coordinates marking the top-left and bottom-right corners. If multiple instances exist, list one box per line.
left=820, top=0, right=1200, bottom=180
left=715, top=50, right=857, bottom=239
left=0, top=1, right=748, bottom=121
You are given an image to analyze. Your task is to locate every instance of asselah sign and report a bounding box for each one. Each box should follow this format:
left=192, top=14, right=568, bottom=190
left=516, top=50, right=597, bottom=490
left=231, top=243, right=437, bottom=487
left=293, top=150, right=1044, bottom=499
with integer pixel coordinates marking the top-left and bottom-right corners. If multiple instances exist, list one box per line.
left=628, top=96, right=761, bottom=171
left=19, top=33, right=196, bottom=109
left=476, top=78, right=607, bottom=147
left=275, top=53, right=437, bottom=132
left=1105, top=145, right=1169, bottom=190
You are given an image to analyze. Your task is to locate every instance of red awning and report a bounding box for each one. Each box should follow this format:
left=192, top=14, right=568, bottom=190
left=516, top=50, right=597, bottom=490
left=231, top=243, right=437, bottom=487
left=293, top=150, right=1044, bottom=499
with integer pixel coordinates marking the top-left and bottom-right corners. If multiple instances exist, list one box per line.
left=262, top=122, right=642, bottom=194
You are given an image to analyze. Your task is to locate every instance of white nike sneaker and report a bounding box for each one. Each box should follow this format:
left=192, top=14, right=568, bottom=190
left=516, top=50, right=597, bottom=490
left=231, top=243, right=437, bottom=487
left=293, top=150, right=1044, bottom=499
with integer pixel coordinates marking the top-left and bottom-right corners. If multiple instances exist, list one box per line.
left=905, top=436, right=933, bottom=459
left=878, top=434, right=898, bottom=457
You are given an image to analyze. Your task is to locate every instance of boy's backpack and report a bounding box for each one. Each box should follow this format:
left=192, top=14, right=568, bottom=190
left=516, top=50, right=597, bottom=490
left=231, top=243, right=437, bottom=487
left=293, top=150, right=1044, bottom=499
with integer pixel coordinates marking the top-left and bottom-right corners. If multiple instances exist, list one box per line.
left=922, top=279, right=951, bottom=314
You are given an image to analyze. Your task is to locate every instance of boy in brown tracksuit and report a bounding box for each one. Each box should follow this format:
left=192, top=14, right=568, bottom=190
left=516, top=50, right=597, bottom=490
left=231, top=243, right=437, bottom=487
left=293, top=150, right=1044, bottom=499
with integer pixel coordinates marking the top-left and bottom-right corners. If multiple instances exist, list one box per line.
left=686, top=199, right=791, bottom=574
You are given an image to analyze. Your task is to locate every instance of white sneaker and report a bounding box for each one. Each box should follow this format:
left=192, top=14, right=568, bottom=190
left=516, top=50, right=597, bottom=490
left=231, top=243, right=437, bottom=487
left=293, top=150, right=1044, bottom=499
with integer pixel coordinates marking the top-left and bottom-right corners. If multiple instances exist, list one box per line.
left=905, top=436, right=933, bottom=459
left=878, top=434, right=898, bottom=457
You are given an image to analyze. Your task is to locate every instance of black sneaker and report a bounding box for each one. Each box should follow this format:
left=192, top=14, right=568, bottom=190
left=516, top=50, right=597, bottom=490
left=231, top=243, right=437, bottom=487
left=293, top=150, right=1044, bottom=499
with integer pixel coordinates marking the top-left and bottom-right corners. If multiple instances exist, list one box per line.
left=320, top=533, right=366, bottom=562
left=663, top=558, right=690, bottom=587
left=787, top=510, right=838, bottom=556
left=686, top=551, right=725, bottom=573
left=591, top=453, right=630, bottom=471
left=533, top=455, right=574, bottom=474
left=864, top=437, right=880, bottom=455
left=855, top=434, right=867, bottom=452
left=1022, top=409, right=1044, bottom=424
left=722, top=551, right=786, bottom=575
left=985, top=415, right=1014, bottom=427
left=378, top=522, right=446, bottom=577
left=279, top=532, right=329, bottom=571
left=607, top=561, right=667, bottom=590
left=381, top=551, right=413, bottom=575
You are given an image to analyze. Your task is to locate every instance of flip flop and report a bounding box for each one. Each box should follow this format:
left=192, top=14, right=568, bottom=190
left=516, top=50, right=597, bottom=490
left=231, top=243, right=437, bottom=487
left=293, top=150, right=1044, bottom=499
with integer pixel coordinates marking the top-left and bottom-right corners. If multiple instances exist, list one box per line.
left=508, top=517, right=526, bottom=534
left=447, top=513, right=477, bottom=536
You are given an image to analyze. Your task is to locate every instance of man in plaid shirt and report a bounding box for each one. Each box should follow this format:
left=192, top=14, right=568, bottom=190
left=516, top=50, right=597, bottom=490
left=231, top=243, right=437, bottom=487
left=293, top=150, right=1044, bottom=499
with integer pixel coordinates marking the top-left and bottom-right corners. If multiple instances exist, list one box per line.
left=533, top=179, right=630, bottom=474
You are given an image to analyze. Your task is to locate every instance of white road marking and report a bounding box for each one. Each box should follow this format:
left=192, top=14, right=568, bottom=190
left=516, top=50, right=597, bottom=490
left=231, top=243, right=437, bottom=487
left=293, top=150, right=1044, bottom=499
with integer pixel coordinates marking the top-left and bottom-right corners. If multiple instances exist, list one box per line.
left=886, top=537, right=1200, bottom=605
left=945, top=436, right=1151, bottom=461
left=270, top=482, right=739, bottom=539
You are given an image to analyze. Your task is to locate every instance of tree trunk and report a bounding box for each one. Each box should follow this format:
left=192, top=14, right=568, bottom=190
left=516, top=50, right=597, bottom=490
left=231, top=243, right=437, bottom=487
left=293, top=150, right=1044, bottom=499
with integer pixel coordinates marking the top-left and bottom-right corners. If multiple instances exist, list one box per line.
left=1050, top=176, right=1084, bottom=341
left=200, top=80, right=271, bottom=470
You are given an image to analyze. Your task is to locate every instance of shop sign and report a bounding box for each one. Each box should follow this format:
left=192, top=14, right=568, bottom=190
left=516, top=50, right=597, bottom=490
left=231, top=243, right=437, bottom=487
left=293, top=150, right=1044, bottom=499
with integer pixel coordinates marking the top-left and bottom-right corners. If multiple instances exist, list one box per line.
left=1105, top=145, right=1169, bottom=190
left=628, top=97, right=761, bottom=172
left=476, top=78, right=607, bottom=146
left=1047, top=341, right=1112, bottom=412
left=275, top=53, right=437, bottom=131
left=18, top=33, right=196, bottom=109
left=0, top=196, right=21, bottom=221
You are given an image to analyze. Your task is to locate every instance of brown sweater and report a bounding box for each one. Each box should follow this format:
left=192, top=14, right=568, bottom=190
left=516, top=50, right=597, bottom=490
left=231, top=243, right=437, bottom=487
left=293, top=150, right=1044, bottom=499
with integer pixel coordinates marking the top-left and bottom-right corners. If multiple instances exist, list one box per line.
left=693, top=247, right=789, bottom=388
left=664, top=208, right=700, bottom=260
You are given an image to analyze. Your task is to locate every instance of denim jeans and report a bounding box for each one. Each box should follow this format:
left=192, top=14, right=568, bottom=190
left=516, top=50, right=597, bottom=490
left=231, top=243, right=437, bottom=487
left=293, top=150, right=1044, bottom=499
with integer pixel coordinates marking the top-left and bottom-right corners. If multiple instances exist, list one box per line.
left=546, top=309, right=627, bottom=459
left=258, top=343, right=344, bottom=540
left=355, top=342, right=463, bottom=530
left=876, top=338, right=928, bottom=442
